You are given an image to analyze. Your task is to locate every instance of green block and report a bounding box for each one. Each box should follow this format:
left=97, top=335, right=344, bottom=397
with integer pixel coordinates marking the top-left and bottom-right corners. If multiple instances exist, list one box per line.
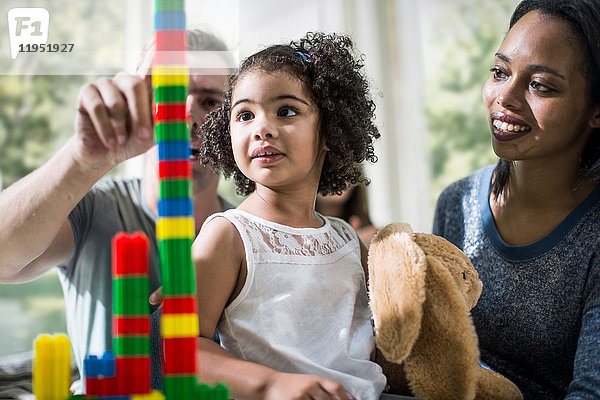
left=160, top=180, right=190, bottom=199
left=112, top=336, right=150, bottom=356
left=155, top=0, right=185, bottom=12
left=113, top=277, right=150, bottom=315
left=155, top=86, right=187, bottom=103
left=156, top=122, right=188, bottom=142
left=159, top=252, right=196, bottom=296
left=163, top=375, right=197, bottom=399
left=197, top=383, right=230, bottom=400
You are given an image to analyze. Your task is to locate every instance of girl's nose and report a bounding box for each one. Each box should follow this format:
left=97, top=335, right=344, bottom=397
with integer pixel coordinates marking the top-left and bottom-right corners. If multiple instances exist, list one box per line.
left=253, top=115, right=276, bottom=140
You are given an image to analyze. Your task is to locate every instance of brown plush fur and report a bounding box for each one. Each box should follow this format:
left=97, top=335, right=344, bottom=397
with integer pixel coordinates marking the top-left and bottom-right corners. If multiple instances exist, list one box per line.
left=368, top=222, right=523, bottom=400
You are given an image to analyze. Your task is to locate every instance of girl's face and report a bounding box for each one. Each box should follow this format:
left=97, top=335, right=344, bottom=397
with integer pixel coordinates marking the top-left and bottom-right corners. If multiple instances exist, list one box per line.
left=483, top=10, right=600, bottom=164
left=229, top=69, right=325, bottom=193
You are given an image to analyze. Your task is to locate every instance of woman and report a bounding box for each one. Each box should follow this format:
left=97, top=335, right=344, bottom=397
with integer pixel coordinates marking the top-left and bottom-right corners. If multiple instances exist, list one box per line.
left=433, top=1, right=600, bottom=399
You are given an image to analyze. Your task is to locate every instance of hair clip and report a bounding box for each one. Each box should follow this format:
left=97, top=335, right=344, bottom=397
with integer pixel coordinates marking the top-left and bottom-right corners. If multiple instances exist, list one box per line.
left=296, top=51, right=312, bottom=63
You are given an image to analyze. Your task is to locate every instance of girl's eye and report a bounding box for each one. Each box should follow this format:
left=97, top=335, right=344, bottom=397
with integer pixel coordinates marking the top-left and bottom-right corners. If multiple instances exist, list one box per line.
left=278, top=107, right=297, bottom=117
left=490, top=67, right=508, bottom=81
left=236, top=111, right=254, bottom=122
left=530, top=80, right=554, bottom=94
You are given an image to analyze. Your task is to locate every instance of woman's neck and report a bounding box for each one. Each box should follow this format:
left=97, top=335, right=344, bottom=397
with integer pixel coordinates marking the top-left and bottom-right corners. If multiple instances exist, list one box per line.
left=490, top=160, right=595, bottom=245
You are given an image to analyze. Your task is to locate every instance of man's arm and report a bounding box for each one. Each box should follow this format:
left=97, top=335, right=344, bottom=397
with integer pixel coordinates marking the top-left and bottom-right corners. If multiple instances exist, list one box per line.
left=0, top=75, right=153, bottom=283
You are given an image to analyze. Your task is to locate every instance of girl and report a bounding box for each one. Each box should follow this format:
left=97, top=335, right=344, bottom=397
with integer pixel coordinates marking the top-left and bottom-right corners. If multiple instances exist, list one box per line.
left=433, top=1, right=600, bottom=399
left=194, top=32, right=387, bottom=400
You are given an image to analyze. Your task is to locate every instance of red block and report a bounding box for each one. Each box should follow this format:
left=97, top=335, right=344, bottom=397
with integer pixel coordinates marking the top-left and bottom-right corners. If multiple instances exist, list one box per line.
left=158, top=160, right=192, bottom=179
left=113, top=316, right=150, bottom=336
left=163, top=296, right=197, bottom=314
left=155, top=30, right=186, bottom=52
left=112, top=232, right=150, bottom=276
left=85, top=376, right=124, bottom=396
left=154, top=50, right=187, bottom=66
left=163, top=337, right=197, bottom=374
left=154, top=103, right=187, bottom=122
left=116, top=356, right=150, bottom=377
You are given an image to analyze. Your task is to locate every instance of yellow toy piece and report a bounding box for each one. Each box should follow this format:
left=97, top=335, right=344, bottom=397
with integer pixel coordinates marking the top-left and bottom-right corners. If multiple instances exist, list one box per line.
left=33, top=334, right=71, bottom=400
left=161, top=313, right=199, bottom=338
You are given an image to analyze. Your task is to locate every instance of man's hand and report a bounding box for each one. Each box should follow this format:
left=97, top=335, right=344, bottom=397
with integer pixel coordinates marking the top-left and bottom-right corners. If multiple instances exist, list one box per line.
left=149, top=286, right=163, bottom=306
left=74, top=73, right=154, bottom=172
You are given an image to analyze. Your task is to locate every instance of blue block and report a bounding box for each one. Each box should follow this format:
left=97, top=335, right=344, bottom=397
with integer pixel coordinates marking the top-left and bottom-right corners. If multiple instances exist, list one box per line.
left=154, top=11, right=186, bottom=30
left=157, top=140, right=190, bottom=160
left=158, top=198, right=193, bottom=217
left=83, top=351, right=115, bottom=378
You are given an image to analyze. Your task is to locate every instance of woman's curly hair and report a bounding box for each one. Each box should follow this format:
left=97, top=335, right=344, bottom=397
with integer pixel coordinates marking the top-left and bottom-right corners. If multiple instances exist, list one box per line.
left=200, top=31, right=379, bottom=196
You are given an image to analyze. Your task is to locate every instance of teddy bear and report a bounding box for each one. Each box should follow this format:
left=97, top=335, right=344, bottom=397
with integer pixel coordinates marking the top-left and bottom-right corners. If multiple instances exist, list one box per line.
left=368, top=222, right=523, bottom=400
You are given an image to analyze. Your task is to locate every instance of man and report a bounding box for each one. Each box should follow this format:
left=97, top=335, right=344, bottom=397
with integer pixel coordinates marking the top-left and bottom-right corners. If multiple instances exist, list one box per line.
left=0, top=30, right=232, bottom=391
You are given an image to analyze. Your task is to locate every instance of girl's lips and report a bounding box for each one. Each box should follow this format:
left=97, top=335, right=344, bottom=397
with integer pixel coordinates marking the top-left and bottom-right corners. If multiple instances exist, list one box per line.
left=252, top=154, right=285, bottom=164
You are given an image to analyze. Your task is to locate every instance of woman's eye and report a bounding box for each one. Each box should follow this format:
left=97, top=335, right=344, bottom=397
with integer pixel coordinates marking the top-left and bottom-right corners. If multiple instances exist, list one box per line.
left=490, top=67, right=507, bottom=80
left=530, top=80, right=554, bottom=94
left=237, top=111, right=253, bottom=122
left=278, top=107, right=297, bottom=117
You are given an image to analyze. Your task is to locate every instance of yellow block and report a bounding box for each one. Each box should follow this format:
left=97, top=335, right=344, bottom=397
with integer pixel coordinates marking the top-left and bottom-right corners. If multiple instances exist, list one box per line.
left=132, top=390, right=166, bottom=400
left=156, top=217, right=195, bottom=240
left=33, top=334, right=71, bottom=400
left=161, top=313, right=199, bottom=338
left=152, top=65, right=189, bottom=86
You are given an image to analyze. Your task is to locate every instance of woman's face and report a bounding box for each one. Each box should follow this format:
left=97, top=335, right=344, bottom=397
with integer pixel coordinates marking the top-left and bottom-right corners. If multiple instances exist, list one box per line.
left=483, top=10, right=600, bottom=164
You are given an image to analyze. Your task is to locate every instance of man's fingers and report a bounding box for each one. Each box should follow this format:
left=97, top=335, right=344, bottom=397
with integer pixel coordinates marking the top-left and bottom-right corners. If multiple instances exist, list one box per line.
left=114, top=73, right=152, bottom=141
left=78, top=83, right=120, bottom=148
left=96, top=78, right=129, bottom=145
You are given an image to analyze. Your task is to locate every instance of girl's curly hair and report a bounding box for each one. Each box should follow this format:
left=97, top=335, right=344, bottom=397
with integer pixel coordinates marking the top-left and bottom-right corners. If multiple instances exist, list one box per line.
left=200, top=31, right=379, bottom=196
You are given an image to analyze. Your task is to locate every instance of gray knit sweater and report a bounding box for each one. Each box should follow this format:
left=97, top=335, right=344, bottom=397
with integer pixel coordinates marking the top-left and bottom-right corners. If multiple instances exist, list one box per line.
left=433, top=166, right=600, bottom=400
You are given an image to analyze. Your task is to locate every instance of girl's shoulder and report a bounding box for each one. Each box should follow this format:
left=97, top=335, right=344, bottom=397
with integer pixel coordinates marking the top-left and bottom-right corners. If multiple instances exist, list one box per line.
left=193, top=211, right=245, bottom=263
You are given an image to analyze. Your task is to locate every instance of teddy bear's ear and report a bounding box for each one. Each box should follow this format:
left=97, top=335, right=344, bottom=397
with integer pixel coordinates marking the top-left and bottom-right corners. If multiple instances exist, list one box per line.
left=368, top=222, right=427, bottom=364
left=404, top=255, right=480, bottom=400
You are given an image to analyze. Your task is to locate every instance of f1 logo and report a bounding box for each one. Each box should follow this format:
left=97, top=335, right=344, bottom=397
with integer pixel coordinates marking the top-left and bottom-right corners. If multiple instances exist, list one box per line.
left=7, top=8, right=49, bottom=60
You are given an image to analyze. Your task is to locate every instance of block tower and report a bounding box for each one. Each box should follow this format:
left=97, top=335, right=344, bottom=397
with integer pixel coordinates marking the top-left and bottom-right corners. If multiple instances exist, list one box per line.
left=153, top=0, right=227, bottom=399
left=32, top=1, right=229, bottom=399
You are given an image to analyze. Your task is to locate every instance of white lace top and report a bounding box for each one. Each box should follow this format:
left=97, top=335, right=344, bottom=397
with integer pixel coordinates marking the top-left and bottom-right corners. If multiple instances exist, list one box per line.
left=203, top=209, right=386, bottom=400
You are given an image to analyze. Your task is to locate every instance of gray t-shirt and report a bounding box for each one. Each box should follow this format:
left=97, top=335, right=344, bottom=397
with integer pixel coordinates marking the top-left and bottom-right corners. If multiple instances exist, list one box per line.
left=57, top=177, right=231, bottom=392
left=433, top=166, right=600, bottom=400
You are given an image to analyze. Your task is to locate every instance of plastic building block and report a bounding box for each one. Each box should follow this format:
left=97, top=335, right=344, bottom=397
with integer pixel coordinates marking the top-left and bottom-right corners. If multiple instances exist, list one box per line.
left=162, top=296, right=196, bottom=314
left=155, top=30, right=186, bottom=52
left=156, top=217, right=195, bottom=240
left=154, top=12, right=186, bottom=31
left=159, top=180, right=191, bottom=199
left=84, top=352, right=115, bottom=378
left=158, top=159, right=192, bottom=179
left=154, top=0, right=185, bottom=13
left=155, top=122, right=189, bottom=142
left=161, top=313, right=199, bottom=338
left=131, top=391, right=165, bottom=400
left=157, top=141, right=191, bottom=161
left=154, top=103, right=187, bottom=122
left=113, top=316, right=151, bottom=336
left=33, top=334, right=71, bottom=400
left=151, top=66, right=189, bottom=87
left=154, top=87, right=187, bottom=104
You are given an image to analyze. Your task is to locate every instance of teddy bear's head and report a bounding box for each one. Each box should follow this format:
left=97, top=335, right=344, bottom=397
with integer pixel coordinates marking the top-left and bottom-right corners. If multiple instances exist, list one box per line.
left=411, top=231, right=482, bottom=310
